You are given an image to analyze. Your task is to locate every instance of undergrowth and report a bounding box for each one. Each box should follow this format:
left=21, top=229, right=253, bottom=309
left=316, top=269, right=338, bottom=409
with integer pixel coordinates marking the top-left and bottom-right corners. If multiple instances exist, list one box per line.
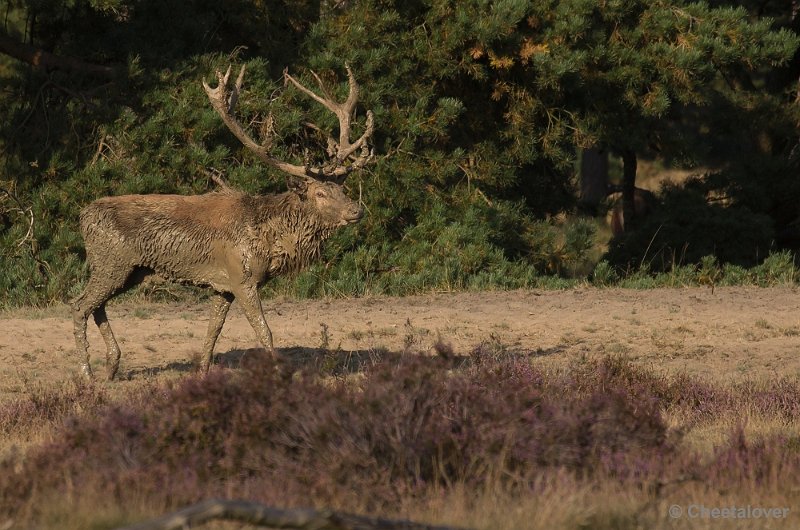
left=1, top=355, right=800, bottom=529
left=592, top=250, right=797, bottom=290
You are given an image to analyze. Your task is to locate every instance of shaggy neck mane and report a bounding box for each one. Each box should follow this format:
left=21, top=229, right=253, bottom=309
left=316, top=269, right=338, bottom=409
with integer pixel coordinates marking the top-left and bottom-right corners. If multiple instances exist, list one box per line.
left=244, top=191, right=337, bottom=273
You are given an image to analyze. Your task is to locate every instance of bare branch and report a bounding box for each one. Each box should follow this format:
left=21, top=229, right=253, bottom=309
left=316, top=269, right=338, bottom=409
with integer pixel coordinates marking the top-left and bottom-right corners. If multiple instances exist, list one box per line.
left=0, top=186, right=34, bottom=248
left=115, top=499, right=471, bottom=530
left=0, top=31, right=117, bottom=78
left=0, top=184, right=50, bottom=280
left=203, top=168, right=234, bottom=192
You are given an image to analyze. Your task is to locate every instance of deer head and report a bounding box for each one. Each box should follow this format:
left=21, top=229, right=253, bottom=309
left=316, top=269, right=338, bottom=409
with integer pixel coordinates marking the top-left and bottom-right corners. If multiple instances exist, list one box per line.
left=291, top=179, right=364, bottom=227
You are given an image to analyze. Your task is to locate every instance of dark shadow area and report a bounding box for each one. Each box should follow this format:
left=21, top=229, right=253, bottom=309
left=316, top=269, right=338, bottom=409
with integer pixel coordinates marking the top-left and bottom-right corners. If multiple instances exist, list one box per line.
left=232, top=346, right=414, bottom=376
left=605, top=178, right=779, bottom=272
left=120, top=343, right=539, bottom=380
left=122, top=360, right=196, bottom=380
left=2, top=0, right=322, bottom=190
left=528, top=344, right=575, bottom=358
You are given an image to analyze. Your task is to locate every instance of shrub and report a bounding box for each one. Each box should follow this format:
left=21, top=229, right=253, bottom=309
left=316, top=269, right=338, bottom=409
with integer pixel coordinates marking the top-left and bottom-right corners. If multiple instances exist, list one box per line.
left=5, top=355, right=800, bottom=527
left=751, top=250, right=796, bottom=286
left=0, top=377, right=107, bottom=435
left=591, top=260, right=618, bottom=287
left=0, top=355, right=676, bottom=522
left=606, top=182, right=775, bottom=272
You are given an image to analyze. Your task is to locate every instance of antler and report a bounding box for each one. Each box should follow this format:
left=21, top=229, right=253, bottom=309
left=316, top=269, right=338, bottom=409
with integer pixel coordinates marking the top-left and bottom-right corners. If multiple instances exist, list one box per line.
left=202, top=64, right=374, bottom=181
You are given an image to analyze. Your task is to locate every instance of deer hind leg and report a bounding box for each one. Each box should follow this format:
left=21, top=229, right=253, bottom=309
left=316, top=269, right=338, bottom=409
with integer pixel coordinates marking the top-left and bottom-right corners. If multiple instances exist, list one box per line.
left=93, top=305, right=122, bottom=380
left=72, top=267, right=134, bottom=379
left=197, top=291, right=234, bottom=373
left=72, top=294, right=94, bottom=378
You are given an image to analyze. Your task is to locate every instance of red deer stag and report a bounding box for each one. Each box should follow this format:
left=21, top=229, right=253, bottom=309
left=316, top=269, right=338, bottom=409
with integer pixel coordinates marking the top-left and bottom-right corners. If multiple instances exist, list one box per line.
left=72, top=64, right=374, bottom=379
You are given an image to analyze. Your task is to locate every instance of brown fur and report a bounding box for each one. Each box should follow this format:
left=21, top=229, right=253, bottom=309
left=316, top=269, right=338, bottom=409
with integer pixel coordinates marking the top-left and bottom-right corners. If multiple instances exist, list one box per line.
left=72, top=181, right=362, bottom=379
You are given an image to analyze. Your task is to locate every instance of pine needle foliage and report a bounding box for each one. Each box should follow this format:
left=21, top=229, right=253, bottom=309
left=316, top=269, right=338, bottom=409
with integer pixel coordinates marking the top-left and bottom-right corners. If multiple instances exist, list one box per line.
left=1, top=0, right=798, bottom=304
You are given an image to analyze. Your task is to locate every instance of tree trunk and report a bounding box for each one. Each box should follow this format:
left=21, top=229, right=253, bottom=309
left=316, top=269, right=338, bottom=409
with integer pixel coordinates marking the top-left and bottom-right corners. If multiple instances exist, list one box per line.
left=621, top=150, right=638, bottom=231
left=579, top=145, right=609, bottom=214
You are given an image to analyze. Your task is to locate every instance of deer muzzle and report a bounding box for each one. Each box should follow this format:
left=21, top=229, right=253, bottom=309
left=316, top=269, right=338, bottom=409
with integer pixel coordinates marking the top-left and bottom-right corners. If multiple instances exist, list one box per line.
left=342, top=205, right=364, bottom=224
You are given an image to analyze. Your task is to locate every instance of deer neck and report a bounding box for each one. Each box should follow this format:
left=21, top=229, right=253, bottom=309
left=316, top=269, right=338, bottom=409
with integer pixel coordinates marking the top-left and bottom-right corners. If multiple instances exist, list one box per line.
left=251, top=193, right=337, bottom=274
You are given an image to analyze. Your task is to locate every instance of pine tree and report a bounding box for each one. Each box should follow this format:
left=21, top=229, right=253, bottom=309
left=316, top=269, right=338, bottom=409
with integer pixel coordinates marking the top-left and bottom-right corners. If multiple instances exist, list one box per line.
left=1, top=0, right=798, bottom=303
left=304, top=0, right=799, bottom=273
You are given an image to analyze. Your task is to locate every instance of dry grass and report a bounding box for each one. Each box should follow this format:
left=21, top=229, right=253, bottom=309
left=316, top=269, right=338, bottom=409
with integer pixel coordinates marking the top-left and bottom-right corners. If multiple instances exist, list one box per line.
left=667, top=404, right=800, bottom=456
left=3, top=287, right=800, bottom=529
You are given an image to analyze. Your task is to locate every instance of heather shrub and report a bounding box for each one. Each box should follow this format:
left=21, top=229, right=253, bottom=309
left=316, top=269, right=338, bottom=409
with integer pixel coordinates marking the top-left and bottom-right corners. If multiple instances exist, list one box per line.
left=4, top=355, right=800, bottom=528
left=703, top=427, right=800, bottom=491
left=0, top=377, right=107, bottom=435
left=735, top=379, right=800, bottom=419
left=567, top=356, right=728, bottom=418
left=0, top=355, right=676, bottom=523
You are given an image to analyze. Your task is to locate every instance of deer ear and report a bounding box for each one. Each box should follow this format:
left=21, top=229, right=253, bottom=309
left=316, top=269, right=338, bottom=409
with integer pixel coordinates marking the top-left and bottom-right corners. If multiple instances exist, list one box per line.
left=286, top=176, right=310, bottom=195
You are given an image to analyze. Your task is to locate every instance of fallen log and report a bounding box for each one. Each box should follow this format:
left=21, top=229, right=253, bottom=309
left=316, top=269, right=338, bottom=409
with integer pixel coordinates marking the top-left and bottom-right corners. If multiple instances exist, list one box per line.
left=116, top=499, right=471, bottom=530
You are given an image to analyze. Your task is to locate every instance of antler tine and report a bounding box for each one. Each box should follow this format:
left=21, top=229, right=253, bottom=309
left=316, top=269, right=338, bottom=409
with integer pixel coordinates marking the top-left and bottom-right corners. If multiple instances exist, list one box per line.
left=203, top=66, right=230, bottom=106
left=203, top=64, right=310, bottom=179
left=342, top=63, right=359, bottom=116
left=284, top=68, right=338, bottom=115
left=206, top=63, right=374, bottom=182
left=310, top=70, right=336, bottom=104
left=227, top=64, right=246, bottom=114
left=337, top=109, right=374, bottom=163
left=283, top=64, right=375, bottom=179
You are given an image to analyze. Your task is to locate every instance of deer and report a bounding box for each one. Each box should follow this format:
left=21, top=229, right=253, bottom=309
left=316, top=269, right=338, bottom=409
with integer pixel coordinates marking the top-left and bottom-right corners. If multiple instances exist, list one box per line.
left=71, top=63, right=374, bottom=380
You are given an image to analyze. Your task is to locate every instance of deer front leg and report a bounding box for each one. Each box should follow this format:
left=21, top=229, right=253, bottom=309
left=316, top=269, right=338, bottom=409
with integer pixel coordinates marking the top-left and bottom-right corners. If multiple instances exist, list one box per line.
left=198, top=291, right=234, bottom=372
left=72, top=304, right=93, bottom=378
left=233, top=284, right=277, bottom=360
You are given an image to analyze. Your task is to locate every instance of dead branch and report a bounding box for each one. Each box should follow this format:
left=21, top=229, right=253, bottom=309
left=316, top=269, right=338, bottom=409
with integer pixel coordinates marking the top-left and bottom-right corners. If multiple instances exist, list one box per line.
left=115, top=499, right=471, bottom=530
left=203, top=167, right=234, bottom=192
left=90, top=134, right=116, bottom=165
left=0, top=185, right=34, bottom=248
left=0, top=31, right=117, bottom=78
left=0, top=184, right=50, bottom=279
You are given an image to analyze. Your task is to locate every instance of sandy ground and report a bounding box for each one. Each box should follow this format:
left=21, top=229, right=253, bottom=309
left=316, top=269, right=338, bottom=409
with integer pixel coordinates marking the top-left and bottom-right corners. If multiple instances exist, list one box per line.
left=1, top=286, right=799, bottom=398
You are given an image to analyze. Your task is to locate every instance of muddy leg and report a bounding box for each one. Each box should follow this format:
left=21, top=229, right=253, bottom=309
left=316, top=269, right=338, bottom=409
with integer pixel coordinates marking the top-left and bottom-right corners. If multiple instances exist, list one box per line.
left=72, top=293, right=94, bottom=378
left=72, top=270, right=131, bottom=379
left=198, top=291, right=234, bottom=372
left=93, top=305, right=122, bottom=380
left=233, top=284, right=276, bottom=358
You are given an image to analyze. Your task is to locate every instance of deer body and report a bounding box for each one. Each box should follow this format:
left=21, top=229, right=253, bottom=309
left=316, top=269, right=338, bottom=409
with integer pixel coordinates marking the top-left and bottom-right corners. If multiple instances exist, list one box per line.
left=81, top=190, right=351, bottom=289
left=72, top=63, right=373, bottom=379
